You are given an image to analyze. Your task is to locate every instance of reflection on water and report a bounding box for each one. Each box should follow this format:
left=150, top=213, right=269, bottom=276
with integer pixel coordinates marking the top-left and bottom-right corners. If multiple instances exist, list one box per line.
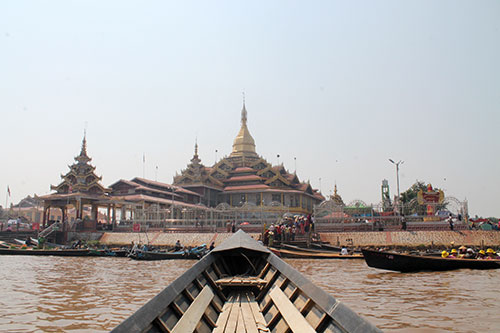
left=0, top=256, right=499, bottom=332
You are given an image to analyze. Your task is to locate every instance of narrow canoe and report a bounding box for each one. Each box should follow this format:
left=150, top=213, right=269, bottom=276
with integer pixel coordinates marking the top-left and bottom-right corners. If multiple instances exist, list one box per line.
left=271, top=247, right=364, bottom=259
left=128, top=250, right=201, bottom=260
left=0, top=248, right=90, bottom=256
left=362, top=249, right=500, bottom=272
left=310, top=243, right=363, bottom=254
left=113, top=230, right=380, bottom=332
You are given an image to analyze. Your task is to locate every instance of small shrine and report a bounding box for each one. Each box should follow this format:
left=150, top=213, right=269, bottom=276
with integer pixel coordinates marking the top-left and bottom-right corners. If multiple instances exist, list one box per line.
left=329, top=184, right=345, bottom=206
left=417, top=184, right=445, bottom=221
left=40, top=133, right=114, bottom=233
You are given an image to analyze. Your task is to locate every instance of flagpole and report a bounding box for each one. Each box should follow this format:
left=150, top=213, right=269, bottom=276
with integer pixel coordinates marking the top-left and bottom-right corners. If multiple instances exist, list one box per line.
left=5, top=186, right=9, bottom=210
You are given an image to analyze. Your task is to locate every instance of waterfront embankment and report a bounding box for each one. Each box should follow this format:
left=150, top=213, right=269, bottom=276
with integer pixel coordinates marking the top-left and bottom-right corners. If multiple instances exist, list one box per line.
left=97, top=230, right=500, bottom=248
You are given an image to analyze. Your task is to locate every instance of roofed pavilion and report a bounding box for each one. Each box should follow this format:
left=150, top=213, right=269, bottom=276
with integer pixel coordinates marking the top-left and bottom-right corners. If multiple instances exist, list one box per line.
left=40, top=133, right=117, bottom=233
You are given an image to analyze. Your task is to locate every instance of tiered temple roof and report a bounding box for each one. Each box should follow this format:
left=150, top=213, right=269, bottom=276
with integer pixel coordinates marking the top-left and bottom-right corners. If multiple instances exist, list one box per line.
left=174, top=103, right=325, bottom=207
left=50, top=134, right=110, bottom=196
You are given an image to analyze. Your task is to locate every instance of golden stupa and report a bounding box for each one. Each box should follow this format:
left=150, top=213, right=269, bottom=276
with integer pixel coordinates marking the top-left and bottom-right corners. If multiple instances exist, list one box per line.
left=230, top=103, right=257, bottom=157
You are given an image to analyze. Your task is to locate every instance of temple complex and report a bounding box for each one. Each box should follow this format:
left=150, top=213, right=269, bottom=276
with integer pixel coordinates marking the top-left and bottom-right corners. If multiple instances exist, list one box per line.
left=174, top=103, right=324, bottom=214
left=39, top=103, right=324, bottom=233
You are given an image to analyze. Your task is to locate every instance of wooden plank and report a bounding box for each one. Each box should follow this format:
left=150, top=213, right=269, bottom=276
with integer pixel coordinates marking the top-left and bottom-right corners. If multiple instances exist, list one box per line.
left=269, top=286, right=315, bottom=333
left=258, top=262, right=271, bottom=278
left=224, top=293, right=241, bottom=333
left=257, top=269, right=281, bottom=302
left=213, top=294, right=235, bottom=333
left=246, top=292, right=269, bottom=332
left=236, top=308, right=246, bottom=333
left=202, top=271, right=227, bottom=302
left=153, top=317, right=171, bottom=333
left=193, top=277, right=223, bottom=313
left=240, top=293, right=259, bottom=333
left=171, top=285, right=214, bottom=333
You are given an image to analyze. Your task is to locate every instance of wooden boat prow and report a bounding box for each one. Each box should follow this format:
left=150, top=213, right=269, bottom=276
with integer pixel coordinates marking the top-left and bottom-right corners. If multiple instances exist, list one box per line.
left=113, top=230, right=380, bottom=332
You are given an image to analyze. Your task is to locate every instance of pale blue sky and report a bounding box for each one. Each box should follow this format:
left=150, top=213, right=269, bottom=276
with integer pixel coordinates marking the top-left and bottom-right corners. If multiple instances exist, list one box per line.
left=1, top=1, right=499, bottom=217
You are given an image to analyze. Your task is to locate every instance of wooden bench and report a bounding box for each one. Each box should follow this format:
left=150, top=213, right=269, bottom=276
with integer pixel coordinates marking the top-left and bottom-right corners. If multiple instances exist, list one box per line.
left=269, top=286, right=316, bottom=333
left=171, top=285, right=214, bottom=333
left=216, top=276, right=268, bottom=288
left=214, top=291, right=269, bottom=333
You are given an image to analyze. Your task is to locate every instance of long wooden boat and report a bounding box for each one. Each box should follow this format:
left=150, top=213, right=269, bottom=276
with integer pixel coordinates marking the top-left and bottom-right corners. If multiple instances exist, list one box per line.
left=129, top=245, right=208, bottom=261
left=0, top=248, right=91, bottom=256
left=113, top=230, right=380, bottom=332
left=362, top=249, right=500, bottom=272
left=310, top=243, right=363, bottom=254
left=129, top=250, right=201, bottom=260
left=271, top=247, right=364, bottom=259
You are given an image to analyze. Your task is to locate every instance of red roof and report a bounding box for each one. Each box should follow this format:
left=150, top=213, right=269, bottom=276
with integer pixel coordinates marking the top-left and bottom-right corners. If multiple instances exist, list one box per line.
left=111, top=194, right=207, bottom=209
left=224, top=175, right=262, bottom=182
left=232, top=167, right=255, bottom=173
left=224, top=184, right=270, bottom=191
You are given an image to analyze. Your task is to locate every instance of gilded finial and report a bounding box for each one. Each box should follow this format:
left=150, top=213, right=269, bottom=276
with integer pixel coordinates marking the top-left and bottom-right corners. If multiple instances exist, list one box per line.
left=194, top=137, right=198, bottom=158
left=241, top=93, right=247, bottom=125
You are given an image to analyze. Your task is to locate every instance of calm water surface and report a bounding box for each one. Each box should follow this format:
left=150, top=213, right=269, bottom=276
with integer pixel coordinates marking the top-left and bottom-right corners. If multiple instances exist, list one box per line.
left=0, top=256, right=499, bottom=332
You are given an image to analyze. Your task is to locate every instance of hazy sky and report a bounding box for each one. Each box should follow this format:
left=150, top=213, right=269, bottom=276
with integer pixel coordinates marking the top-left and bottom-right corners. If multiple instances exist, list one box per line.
left=1, top=1, right=499, bottom=217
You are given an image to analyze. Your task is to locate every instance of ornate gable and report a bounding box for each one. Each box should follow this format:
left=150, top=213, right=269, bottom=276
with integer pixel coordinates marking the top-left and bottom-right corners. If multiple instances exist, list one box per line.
left=50, top=134, right=110, bottom=195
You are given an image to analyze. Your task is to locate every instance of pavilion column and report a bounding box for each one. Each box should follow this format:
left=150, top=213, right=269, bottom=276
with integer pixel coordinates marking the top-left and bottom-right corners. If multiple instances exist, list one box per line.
left=43, top=206, right=48, bottom=228
left=112, top=205, right=116, bottom=229
left=121, top=206, right=126, bottom=221
left=76, top=200, right=80, bottom=220
left=107, top=204, right=111, bottom=225
left=91, top=204, right=98, bottom=230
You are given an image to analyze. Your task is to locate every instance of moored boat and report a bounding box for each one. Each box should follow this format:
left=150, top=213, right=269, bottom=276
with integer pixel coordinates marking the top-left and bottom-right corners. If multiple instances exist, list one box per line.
left=113, top=230, right=380, bottom=332
left=128, top=250, right=200, bottom=260
left=0, top=248, right=90, bottom=256
left=128, top=245, right=208, bottom=260
left=271, top=247, right=364, bottom=259
left=310, top=243, right=363, bottom=254
left=362, top=249, right=500, bottom=272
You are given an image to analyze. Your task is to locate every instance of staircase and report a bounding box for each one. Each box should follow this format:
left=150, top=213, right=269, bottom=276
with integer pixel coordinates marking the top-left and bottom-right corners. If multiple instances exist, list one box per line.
left=39, top=222, right=61, bottom=238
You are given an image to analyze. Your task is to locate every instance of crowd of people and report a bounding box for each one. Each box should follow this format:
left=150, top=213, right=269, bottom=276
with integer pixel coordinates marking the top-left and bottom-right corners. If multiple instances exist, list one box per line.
left=441, top=245, right=500, bottom=259
left=262, top=214, right=315, bottom=246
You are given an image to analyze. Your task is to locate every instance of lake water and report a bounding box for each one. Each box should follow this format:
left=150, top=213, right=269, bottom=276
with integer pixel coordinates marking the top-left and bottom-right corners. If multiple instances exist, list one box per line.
left=0, top=256, right=499, bottom=332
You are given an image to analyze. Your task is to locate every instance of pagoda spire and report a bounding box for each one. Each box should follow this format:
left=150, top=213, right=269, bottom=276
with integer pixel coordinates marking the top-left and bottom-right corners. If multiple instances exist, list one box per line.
left=241, top=92, right=247, bottom=125
left=231, top=99, right=257, bottom=157
left=191, top=138, right=201, bottom=164
left=75, top=130, right=91, bottom=164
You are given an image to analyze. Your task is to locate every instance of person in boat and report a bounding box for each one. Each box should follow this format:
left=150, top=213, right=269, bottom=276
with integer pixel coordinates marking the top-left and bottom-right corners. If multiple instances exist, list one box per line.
left=464, top=248, right=475, bottom=259
left=268, top=231, right=274, bottom=247
left=457, top=246, right=467, bottom=258
left=477, top=249, right=486, bottom=259
left=486, top=248, right=499, bottom=259
left=341, top=247, right=349, bottom=255
left=174, top=240, right=182, bottom=252
left=448, top=249, right=458, bottom=258
left=441, top=250, right=449, bottom=258
left=25, top=236, right=32, bottom=247
left=209, top=242, right=215, bottom=251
